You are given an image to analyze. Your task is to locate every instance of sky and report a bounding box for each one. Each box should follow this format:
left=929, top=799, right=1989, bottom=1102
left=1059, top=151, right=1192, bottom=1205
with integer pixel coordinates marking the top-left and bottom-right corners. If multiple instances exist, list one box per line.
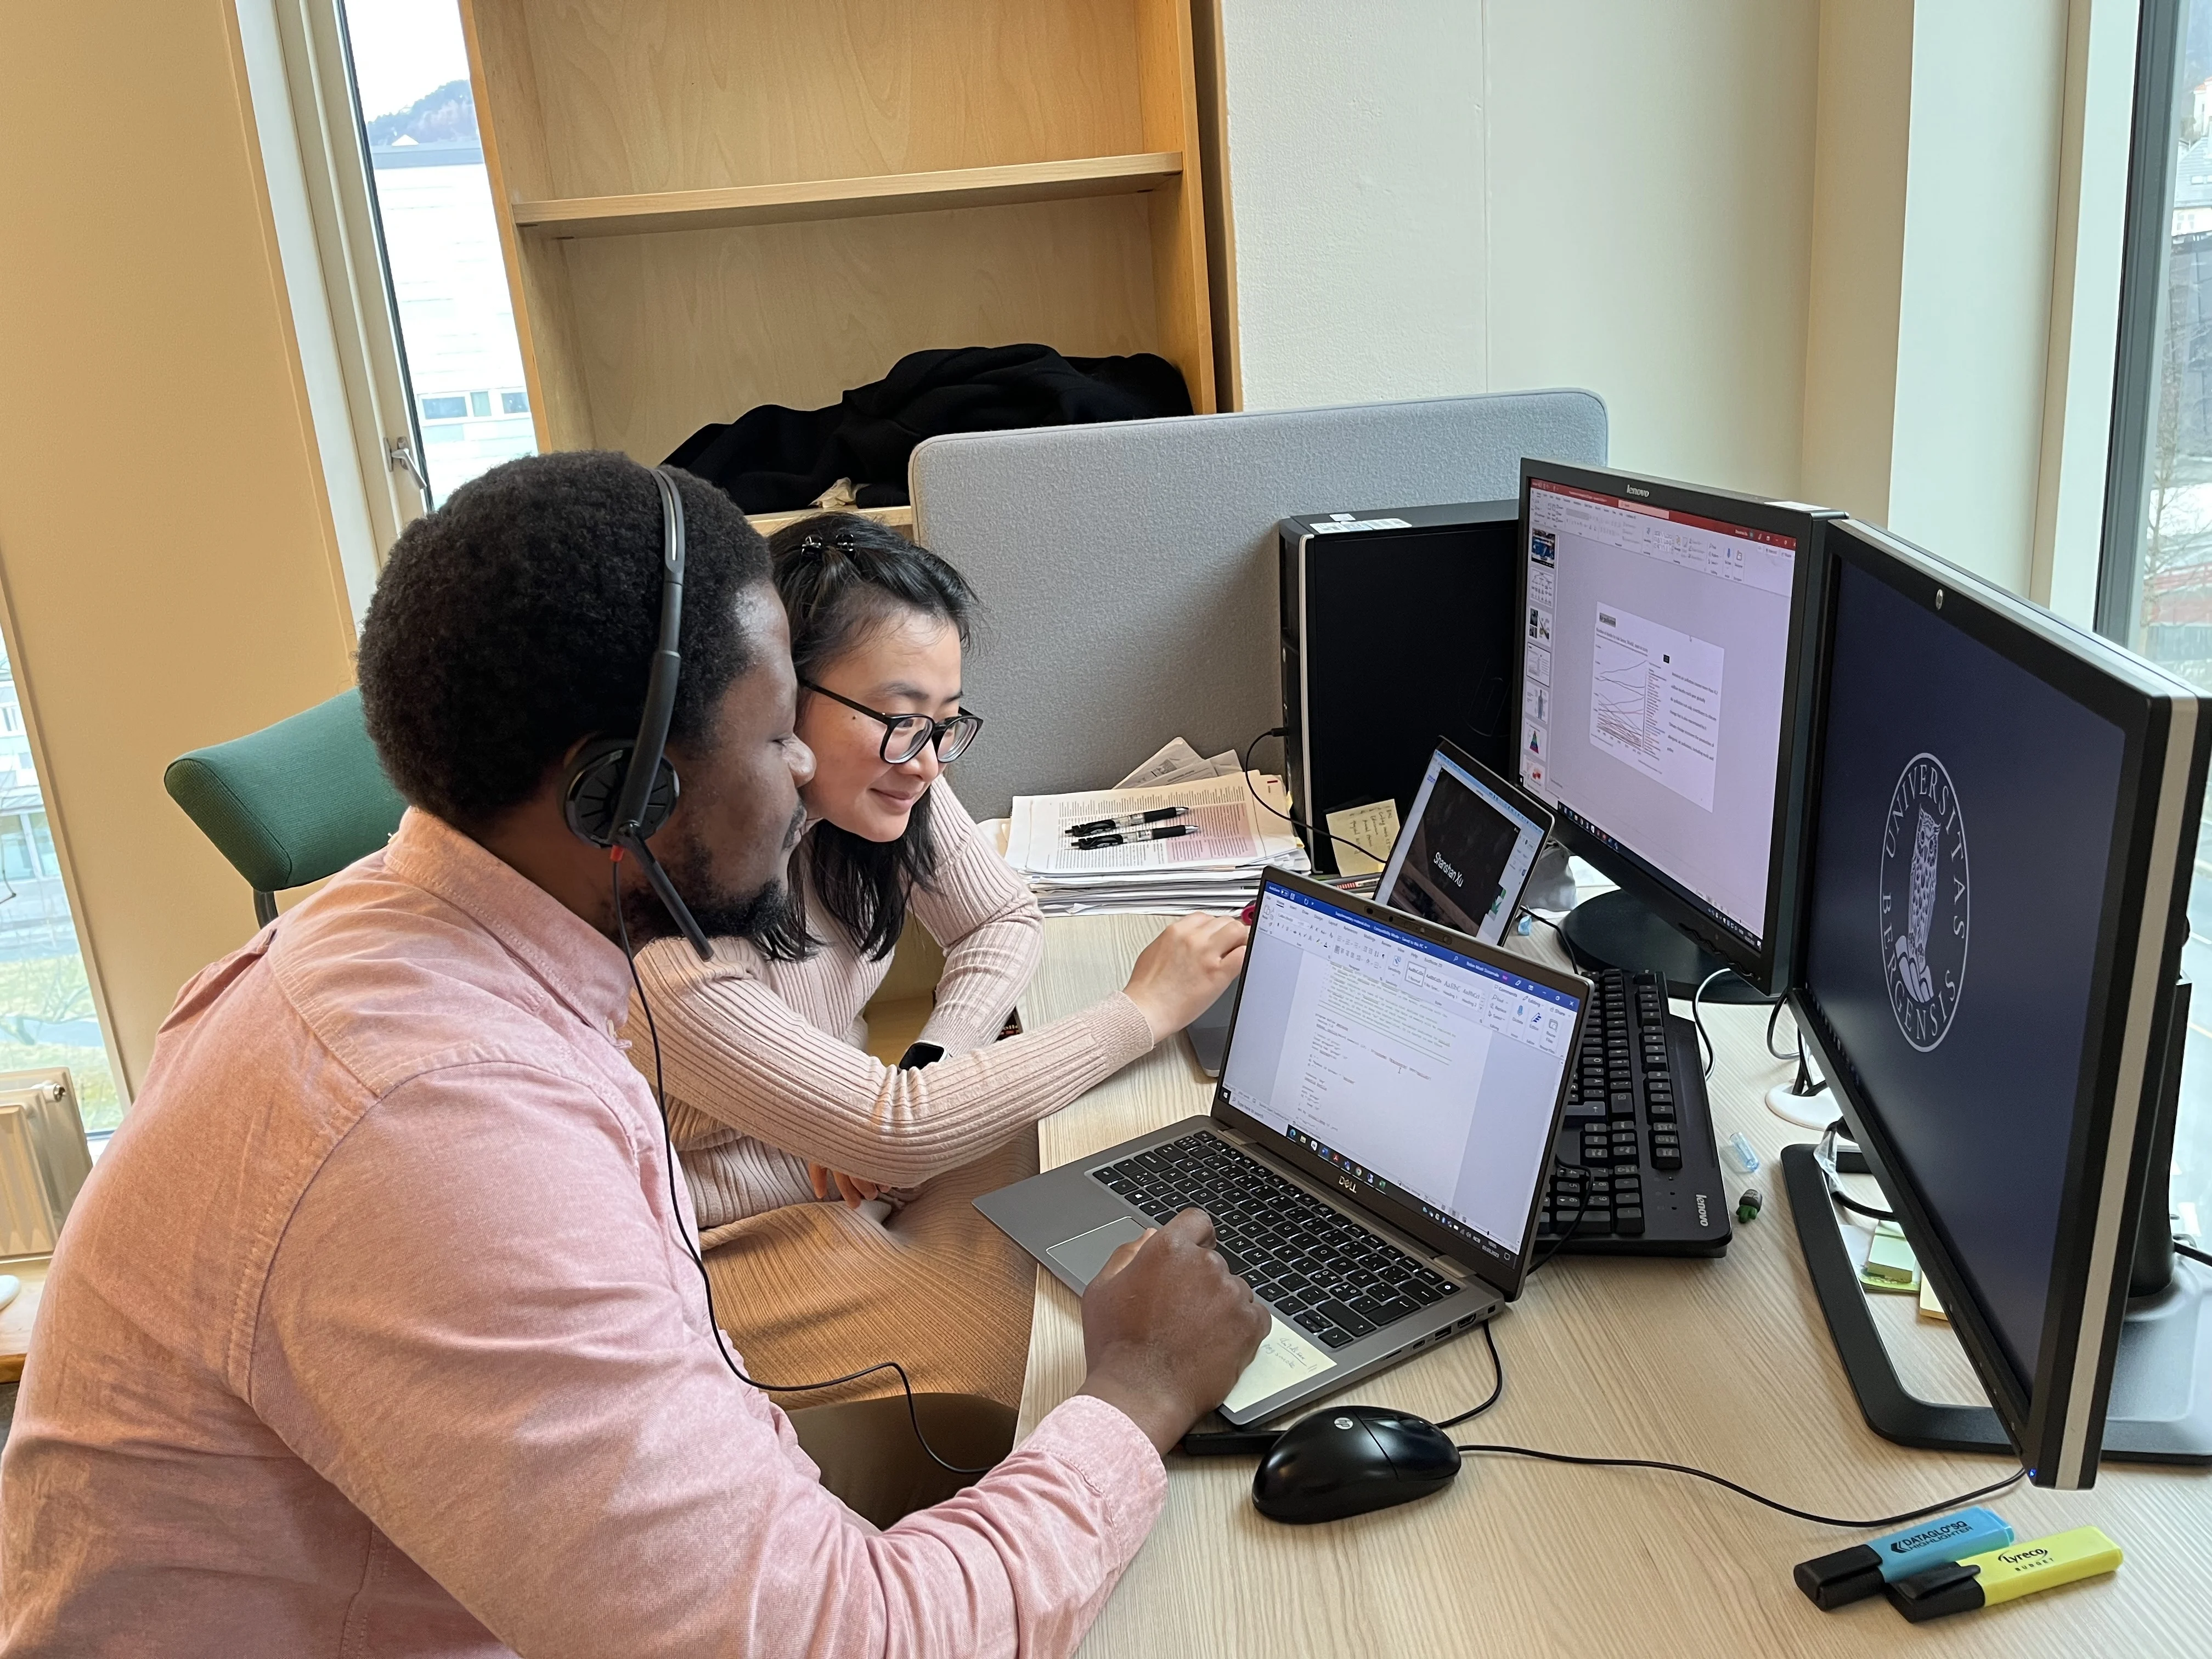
left=343, top=0, right=472, bottom=123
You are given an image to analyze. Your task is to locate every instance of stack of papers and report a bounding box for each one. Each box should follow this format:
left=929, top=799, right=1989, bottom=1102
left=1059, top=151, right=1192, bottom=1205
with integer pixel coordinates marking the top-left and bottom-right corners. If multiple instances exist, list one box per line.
left=1112, top=737, right=1244, bottom=790
left=1002, top=766, right=1309, bottom=916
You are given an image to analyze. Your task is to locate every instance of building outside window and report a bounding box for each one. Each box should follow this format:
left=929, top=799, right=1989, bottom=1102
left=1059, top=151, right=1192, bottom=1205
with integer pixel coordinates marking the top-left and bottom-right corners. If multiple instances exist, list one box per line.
left=345, top=0, right=537, bottom=504
left=0, top=650, right=118, bottom=1130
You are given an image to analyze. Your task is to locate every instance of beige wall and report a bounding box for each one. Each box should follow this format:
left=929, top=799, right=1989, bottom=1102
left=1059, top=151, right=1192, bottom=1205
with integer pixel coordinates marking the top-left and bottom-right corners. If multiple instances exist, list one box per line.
left=1886, top=0, right=2072, bottom=596
left=1216, top=0, right=1824, bottom=497
left=1214, top=0, right=2121, bottom=606
left=0, top=1, right=358, bottom=1095
left=1799, top=1, right=1914, bottom=523
left=1485, top=1, right=1822, bottom=497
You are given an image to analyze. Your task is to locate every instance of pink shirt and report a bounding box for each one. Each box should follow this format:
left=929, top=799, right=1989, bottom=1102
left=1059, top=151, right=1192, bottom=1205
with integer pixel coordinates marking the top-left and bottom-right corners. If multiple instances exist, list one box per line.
left=0, top=809, right=1164, bottom=1656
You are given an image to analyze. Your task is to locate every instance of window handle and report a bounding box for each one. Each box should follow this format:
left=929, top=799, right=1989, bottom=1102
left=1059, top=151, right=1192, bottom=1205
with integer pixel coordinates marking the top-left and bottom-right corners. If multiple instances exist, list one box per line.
left=386, top=435, right=430, bottom=500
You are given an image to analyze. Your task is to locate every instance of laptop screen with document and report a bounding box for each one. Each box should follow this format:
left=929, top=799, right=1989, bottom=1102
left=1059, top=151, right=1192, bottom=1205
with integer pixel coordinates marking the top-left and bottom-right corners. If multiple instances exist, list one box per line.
left=1217, top=873, right=1584, bottom=1288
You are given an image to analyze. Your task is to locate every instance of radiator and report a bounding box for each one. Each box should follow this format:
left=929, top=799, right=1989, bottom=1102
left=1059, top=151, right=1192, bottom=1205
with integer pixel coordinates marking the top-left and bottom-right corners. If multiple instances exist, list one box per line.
left=0, top=1069, right=91, bottom=1259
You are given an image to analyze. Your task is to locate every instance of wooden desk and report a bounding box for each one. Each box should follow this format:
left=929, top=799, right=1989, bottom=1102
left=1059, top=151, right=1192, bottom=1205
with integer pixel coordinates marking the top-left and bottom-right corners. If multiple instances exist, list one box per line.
left=0, top=1258, right=47, bottom=1384
left=1015, top=915, right=2212, bottom=1658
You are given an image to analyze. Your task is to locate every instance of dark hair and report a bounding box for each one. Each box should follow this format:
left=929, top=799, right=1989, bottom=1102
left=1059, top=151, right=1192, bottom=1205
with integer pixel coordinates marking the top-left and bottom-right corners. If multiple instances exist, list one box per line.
left=756, top=512, right=978, bottom=962
left=357, top=451, right=772, bottom=832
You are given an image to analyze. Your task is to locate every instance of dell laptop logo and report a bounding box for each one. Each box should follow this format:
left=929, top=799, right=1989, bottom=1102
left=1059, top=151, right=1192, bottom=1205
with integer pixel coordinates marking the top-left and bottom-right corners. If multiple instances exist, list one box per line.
left=1338, top=1176, right=1359, bottom=1197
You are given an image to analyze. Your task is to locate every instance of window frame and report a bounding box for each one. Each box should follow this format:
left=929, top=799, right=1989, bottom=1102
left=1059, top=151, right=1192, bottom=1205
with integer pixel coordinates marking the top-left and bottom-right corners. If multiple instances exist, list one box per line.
left=2096, top=0, right=2192, bottom=639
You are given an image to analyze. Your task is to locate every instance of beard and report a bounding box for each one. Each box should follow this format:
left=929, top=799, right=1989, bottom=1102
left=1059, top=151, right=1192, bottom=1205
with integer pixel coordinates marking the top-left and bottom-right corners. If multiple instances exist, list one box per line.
left=617, top=800, right=809, bottom=949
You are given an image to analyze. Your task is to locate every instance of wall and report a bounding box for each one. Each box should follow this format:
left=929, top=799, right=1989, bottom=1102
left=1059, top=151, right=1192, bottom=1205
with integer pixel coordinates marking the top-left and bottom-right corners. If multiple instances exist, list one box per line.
left=1212, top=0, right=2119, bottom=605
left=1214, top=0, right=1487, bottom=411
left=1215, top=0, right=1823, bottom=499
left=0, top=1, right=359, bottom=1094
left=1798, top=1, right=1915, bottom=524
left=1886, top=0, right=2072, bottom=596
left=1484, top=1, right=1822, bottom=498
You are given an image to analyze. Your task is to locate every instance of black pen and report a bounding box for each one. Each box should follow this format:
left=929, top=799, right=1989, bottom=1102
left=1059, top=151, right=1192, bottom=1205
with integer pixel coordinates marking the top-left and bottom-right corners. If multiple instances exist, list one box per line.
left=1065, top=806, right=1191, bottom=838
left=1071, top=824, right=1200, bottom=850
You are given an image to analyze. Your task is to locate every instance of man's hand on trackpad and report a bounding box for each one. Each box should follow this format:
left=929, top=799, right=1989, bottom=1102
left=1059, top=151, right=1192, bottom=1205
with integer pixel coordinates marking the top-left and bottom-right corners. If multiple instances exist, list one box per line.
left=1075, top=1209, right=1270, bottom=1455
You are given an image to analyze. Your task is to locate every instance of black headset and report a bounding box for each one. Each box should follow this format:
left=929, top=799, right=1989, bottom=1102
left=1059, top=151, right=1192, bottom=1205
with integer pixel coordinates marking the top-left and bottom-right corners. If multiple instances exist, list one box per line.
left=560, top=465, right=714, bottom=961
left=573, top=467, right=986, bottom=1475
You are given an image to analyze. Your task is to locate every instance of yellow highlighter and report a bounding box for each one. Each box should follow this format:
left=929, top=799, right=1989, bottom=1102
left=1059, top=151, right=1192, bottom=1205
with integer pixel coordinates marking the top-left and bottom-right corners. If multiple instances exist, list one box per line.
left=1886, top=1526, right=2121, bottom=1622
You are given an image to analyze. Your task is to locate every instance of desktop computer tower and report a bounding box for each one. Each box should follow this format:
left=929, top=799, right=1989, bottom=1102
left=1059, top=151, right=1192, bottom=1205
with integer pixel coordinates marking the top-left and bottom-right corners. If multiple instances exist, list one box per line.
left=1279, top=501, right=1520, bottom=873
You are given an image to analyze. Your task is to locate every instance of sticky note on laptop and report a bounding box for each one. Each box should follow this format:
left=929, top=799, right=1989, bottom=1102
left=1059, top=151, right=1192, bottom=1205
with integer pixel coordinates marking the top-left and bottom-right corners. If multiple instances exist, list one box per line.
left=1324, top=800, right=1402, bottom=876
left=1222, top=1317, right=1337, bottom=1414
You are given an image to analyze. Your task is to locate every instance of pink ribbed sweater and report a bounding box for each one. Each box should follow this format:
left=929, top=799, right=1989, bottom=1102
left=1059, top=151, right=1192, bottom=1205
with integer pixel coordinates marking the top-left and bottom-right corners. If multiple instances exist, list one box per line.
left=630, top=778, right=1155, bottom=1234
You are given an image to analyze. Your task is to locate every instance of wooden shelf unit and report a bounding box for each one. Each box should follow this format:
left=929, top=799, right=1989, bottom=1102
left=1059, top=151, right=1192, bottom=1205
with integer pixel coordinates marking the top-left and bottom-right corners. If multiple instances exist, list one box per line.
left=458, top=0, right=1217, bottom=475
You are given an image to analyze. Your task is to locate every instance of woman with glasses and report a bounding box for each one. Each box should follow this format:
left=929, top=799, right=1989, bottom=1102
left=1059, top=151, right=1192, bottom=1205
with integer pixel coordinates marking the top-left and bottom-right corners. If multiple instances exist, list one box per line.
left=629, top=512, right=1248, bottom=1420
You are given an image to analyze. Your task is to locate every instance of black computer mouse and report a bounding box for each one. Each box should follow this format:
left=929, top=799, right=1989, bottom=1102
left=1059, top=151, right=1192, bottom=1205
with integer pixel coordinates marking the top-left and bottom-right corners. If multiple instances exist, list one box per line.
left=1252, top=1406, right=1462, bottom=1523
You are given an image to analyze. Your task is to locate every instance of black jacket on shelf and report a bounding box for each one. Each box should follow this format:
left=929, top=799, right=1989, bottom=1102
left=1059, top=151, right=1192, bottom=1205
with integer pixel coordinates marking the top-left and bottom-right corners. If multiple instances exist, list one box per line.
left=663, top=343, right=1193, bottom=513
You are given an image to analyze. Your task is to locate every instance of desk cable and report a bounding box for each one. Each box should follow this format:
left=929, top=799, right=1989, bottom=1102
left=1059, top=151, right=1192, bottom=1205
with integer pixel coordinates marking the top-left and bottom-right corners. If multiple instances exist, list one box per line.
left=1239, top=727, right=1389, bottom=868
left=613, top=860, right=993, bottom=1476
left=1189, top=1307, right=2028, bottom=1529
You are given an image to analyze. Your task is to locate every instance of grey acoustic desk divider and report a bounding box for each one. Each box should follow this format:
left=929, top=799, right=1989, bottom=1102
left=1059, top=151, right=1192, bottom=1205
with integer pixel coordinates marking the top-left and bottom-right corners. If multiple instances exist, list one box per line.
left=908, top=391, right=1608, bottom=820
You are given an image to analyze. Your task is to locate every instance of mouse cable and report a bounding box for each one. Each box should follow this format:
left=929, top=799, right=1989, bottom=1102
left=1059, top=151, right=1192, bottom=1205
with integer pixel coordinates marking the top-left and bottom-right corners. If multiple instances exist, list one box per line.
left=1239, top=728, right=1389, bottom=868
left=1432, top=1321, right=1504, bottom=1431
left=1451, top=1442, right=2027, bottom=1532
left=2180, top=1241, right=2212, bottom=1270
left=612, top=860, right=993, bottom=1476
left=1525, top=1160, right=1585, bottom=1277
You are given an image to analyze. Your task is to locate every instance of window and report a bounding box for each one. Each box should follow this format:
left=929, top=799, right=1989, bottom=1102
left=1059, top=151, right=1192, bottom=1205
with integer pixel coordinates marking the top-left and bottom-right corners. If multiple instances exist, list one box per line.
left=500, top=389, right=529, bottom=415
left=0, top=657, right=119, bottom=1131
left=340, top=0, right=537, bottom=505
left=2104, top=0, right=2212, bottom=1246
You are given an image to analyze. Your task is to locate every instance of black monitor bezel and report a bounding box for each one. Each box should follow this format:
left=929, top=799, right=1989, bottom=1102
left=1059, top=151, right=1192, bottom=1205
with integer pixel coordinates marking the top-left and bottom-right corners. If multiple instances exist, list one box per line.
left=1787, top=517, right=2205, bottom=1487
left=1375, top=735, right=1558, bottom=942
left=1513, top=459, right=1831, bottom=995
left=1210, top=865, right=1590, bottom=1301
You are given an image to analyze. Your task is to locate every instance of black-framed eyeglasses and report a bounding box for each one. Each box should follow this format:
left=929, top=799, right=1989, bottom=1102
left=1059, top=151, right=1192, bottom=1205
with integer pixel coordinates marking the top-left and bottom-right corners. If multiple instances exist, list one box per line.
left=802, top=681, right=984, bottom=764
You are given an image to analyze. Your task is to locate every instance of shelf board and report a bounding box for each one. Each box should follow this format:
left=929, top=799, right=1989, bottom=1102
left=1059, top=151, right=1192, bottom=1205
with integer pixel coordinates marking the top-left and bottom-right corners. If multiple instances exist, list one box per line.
left=746, top=503, right=914, bottom=538
left=512, top=153, right=1183, bottom=240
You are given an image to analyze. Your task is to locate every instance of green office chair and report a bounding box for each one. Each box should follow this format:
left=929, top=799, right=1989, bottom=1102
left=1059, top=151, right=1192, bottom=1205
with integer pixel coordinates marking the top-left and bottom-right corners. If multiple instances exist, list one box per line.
left=164, top=688, right=408, bottom=927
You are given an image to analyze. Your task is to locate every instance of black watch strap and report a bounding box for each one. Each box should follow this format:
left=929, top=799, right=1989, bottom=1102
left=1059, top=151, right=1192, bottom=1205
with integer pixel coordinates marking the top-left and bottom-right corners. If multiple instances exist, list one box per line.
left=896, top=1041, right=945, bottom=1071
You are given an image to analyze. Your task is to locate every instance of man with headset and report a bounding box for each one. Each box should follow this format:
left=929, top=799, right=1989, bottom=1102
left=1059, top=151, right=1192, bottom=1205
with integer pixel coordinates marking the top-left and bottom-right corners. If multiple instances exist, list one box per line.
left=0, top=452, right=1268, bottom=1656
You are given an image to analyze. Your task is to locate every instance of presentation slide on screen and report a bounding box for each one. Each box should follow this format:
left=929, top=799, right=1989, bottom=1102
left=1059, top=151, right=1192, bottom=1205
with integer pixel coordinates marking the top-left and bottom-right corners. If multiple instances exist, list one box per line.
left=1520, top=482, right=1793, bottom=940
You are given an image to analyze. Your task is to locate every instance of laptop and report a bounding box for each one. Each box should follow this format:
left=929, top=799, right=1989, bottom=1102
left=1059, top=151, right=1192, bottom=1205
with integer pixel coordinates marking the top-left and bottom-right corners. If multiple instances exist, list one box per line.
left=976, top=866, right=1590, bottom=1426
left=1184, top=738, right=1557, bottom=1074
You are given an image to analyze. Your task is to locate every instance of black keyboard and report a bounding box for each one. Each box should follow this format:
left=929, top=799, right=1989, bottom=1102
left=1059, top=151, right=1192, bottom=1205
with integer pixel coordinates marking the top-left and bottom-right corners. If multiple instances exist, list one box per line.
left=1536, top=968, right=1730, bottom=1256
left=1088, top=1132, right=1462, bottom=1348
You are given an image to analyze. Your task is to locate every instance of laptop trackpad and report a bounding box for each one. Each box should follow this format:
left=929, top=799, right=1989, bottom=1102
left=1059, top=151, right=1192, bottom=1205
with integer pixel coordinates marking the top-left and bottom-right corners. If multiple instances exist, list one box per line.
left=1047, top=1217, right=1150, bottom=1286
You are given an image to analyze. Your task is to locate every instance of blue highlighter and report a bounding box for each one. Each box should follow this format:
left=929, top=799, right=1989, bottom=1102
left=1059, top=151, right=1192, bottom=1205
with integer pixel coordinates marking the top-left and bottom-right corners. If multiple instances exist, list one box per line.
left=1795, top=1507, right=2015, bottom=1609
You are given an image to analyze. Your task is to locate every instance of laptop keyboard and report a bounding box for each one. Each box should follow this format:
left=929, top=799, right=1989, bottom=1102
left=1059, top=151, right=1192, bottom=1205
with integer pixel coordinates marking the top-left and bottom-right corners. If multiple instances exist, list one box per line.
left=1088, top=1131, right=1460, bottom=1349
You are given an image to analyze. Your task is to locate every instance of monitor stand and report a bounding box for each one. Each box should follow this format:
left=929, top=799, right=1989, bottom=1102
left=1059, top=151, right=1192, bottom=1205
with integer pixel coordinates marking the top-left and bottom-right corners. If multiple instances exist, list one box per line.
left=1784, top=981, right=2212, bottom=1466
left=1559, top=887, right=1768, bottom=1005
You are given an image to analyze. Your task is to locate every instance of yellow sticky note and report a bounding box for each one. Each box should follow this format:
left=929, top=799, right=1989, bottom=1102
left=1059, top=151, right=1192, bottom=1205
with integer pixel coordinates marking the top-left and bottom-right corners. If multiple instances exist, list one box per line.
left=1918, top=1277, right=1949, bottom=1322
left=1222, top=1316, right=1337, bottom=1414
left=1324, top=799, right=1402, bottom=876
